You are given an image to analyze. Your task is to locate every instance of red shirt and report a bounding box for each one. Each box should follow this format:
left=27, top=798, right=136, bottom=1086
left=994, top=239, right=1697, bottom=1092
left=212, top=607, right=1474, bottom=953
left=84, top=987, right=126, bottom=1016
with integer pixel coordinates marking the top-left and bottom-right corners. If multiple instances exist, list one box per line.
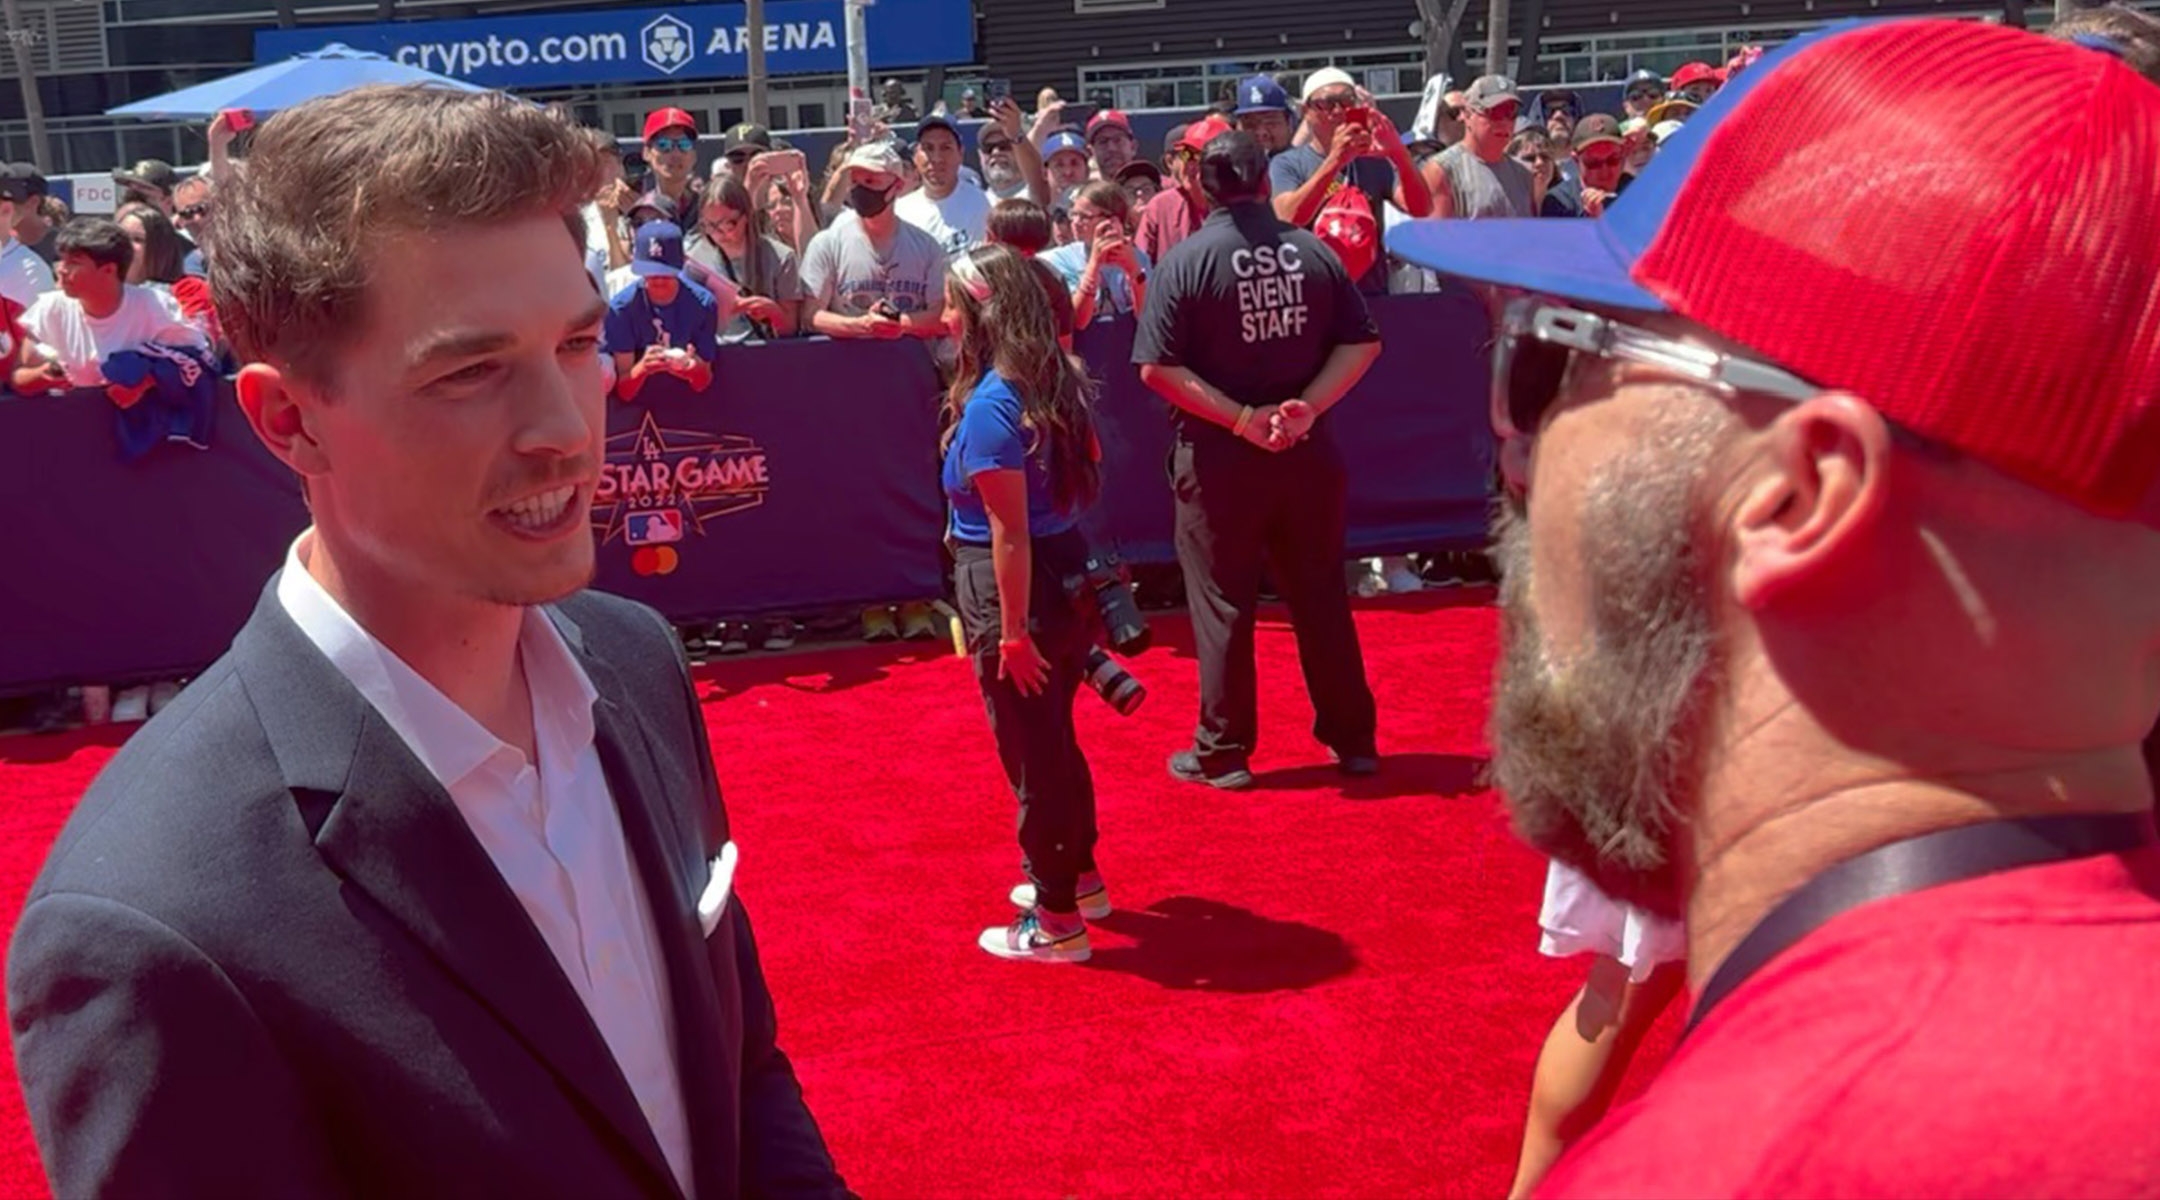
left=1540, top=844, right=2160, bottom=1199
left=1135, top=186, right=1206, bottom=263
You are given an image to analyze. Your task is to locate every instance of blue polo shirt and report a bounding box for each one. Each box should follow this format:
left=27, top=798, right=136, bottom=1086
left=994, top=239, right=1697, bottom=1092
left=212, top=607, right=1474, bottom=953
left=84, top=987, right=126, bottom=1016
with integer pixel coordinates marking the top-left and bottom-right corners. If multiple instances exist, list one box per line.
left=942, top=373, right=1081, bottom=545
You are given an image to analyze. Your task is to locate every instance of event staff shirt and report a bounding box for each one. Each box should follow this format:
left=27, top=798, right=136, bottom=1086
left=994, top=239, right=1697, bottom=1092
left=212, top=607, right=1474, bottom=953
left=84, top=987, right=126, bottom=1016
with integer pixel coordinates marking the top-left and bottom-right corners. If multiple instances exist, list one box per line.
left=1131, top=204, right=1378, bottom=444
left=943, top=372, right=1081, bottom=545
left=275, top=531, right=693, bottom=1197
left=1038, top=242, right=1154, bottom=320
left=1267, top=147, right=1402, bottom=292
left=1539, top=844, right=2160, bottom=1198
left=799, top=220, right=946, bottom=317
left=23, top=285, right=203, bottom=387
left=1435, top=143, right=1537, bottom=220
left=600, top=276, right=720, bottom=362
left=895, top=184, right=990, bottom=260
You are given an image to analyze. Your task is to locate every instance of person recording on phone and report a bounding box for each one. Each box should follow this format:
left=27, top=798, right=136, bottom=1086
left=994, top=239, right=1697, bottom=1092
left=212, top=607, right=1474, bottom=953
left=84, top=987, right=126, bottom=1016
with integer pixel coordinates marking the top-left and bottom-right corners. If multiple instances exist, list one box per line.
left=603, top=220, right=717, bottom=401
left=1270, top=69, right=1430, bottom=292
left=1135, top=131, right=1383, bottom=790
left=941, top=245, right=1115, bottom=965
left=1037, top=181, right=1149, bottom=327
left=688, top=178, right=803, bottom=341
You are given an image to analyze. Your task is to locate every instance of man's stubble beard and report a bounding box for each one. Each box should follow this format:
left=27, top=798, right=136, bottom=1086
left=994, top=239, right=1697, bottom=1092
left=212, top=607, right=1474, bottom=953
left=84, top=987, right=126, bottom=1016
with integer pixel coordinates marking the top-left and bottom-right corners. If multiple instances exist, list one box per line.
left=1488, top=432, right=1726, bottom=920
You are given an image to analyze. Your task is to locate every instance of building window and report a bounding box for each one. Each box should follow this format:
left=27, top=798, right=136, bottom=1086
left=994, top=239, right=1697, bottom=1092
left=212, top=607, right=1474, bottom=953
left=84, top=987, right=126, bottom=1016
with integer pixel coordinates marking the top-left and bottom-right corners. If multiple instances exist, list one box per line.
left=1078, top=44, right=1427, bottom=111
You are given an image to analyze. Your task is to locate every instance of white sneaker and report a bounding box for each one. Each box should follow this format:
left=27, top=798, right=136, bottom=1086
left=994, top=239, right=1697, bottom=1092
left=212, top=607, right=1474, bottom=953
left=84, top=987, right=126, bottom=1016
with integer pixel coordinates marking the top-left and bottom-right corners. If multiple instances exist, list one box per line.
left=148, top=680, right=181, bottom=714
left=112, top=685, right=152, bottom=723
left=1351, top=564, right=1385, bottom=598
left=1380, top=557, right=1425, bottom=594
left=978, top=910, right=1091, bottom=963
left=1010, top=880, right=1112, bottom=920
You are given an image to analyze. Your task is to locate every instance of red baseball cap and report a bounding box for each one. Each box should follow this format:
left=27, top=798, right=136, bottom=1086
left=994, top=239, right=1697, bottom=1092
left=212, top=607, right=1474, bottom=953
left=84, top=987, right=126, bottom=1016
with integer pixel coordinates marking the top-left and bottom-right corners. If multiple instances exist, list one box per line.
left=1670, top=61, right=1721, bottom=91
left=1087, top=109, right=1134, bottom=142
left=1176, top=114, right=1232, bottom=153
left=642, top=107, right=698, bottom=142
left=1391, top=18, right=2160, bottom=525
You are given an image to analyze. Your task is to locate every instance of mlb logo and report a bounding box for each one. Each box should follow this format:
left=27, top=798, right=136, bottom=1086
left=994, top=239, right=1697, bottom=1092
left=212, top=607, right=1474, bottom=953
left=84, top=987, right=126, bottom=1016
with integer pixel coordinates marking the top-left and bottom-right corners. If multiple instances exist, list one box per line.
left=626, top=509, right=683, bottom=546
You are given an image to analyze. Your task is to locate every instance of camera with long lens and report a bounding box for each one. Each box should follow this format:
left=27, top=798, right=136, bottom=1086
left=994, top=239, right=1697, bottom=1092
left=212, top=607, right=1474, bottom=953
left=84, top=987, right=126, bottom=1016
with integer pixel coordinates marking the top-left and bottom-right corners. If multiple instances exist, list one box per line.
left=1065, top=552, right=1151, bottom=655
left=1083, top=646, right=1146, bottom=716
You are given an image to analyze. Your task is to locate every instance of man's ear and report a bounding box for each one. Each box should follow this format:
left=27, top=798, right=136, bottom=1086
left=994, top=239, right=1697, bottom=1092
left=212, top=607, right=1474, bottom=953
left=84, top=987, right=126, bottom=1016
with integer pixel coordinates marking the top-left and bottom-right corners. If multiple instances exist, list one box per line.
left=234, top=362, right=331, bottom=482
left=1728, top=391, right=1895, bottom=609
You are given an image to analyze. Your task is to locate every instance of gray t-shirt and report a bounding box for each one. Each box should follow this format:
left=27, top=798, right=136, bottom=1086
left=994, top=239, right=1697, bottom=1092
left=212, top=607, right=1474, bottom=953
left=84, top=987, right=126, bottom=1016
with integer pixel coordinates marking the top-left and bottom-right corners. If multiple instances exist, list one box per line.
left=1436, top=143, right=1537, bottom=220
left=685, top=232, right=804, bottom=342
left=798, top=219, right=947, bottom=318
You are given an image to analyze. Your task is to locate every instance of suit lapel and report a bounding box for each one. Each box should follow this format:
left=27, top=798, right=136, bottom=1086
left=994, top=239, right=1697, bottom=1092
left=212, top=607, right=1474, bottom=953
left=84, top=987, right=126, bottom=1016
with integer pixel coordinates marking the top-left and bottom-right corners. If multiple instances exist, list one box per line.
left=236, top=580, right=681, bottom=1199
left=577, top=640, right=741, bottom=1200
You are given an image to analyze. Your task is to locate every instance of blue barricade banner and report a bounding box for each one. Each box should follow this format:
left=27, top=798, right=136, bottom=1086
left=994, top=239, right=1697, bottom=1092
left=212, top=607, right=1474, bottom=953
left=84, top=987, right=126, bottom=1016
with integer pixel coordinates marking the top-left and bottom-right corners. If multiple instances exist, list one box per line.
left=0, top=295, right=1494, bottom=696
left=588, top=337, right=947, bottom=622
left=257, top=0, right=974, bottom=90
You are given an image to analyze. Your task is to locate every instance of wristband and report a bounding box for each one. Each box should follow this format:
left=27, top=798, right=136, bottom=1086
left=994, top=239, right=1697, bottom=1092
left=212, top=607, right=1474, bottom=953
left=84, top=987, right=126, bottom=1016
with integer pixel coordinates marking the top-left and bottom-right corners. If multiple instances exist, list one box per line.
left=1232, top=405, right=1255, bottom=437
left=999, top=635, right=1031, bottom=654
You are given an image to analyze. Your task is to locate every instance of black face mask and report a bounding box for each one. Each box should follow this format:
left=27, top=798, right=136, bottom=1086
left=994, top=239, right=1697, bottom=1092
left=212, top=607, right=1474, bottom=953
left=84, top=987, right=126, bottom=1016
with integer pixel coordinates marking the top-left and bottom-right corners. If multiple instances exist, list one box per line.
left=847, top=183, right=894, bottom=219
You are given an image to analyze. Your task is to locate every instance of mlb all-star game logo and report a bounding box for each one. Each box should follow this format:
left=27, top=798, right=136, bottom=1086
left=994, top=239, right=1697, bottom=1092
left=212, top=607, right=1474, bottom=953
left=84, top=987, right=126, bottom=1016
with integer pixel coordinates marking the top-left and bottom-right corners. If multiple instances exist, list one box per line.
left=642, top=14, right=695, bottom=75
left=592, top=411, right=769, bottom=577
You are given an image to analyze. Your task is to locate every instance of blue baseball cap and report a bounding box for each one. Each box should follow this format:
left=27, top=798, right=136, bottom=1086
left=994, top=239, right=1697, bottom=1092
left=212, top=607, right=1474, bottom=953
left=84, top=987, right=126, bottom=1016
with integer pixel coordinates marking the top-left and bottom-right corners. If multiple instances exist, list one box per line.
left=1043, top=130, right=1089, bottom=161
left=1386, top=20, right=1858, bottom=312
left=631, top=220, right=686, bottom=278
left=1235, top=74, right=1293, bottom=116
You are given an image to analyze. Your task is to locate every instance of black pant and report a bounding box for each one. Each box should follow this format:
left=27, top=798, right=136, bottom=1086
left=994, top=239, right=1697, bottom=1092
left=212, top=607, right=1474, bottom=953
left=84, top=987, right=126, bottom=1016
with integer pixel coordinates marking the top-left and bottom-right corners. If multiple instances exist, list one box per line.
left=1172, top=428, right=1377, bottom=770
left=953, top=530, right=1099, bottom=913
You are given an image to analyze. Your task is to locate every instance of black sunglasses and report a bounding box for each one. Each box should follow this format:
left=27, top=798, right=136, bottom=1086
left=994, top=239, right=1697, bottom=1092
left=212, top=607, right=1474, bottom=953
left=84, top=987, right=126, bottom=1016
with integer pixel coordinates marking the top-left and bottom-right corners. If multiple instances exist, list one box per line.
left=176, top=203, right=210, bottom=219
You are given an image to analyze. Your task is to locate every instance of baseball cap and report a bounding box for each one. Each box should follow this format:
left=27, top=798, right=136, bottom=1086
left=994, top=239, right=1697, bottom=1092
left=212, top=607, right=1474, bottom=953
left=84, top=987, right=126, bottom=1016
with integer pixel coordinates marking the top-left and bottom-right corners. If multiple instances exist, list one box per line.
left=1043, top=130, right=1089, bottom=161
left=627, top=191, right=678, bottom=224
left=631, top=220, right=686, bottom=278
left=1163, top=124, right=1190, bottom=158
left=1177, top=114, right=1233, bottom=154
left=1389, top=17, right=2160, bottom=524
left=1115, top=159, right=1163, bottom=188
left=722, top=124, right=772, bottom=155
left=1645, top=96, right=1699, bottom=126
left=1671, top=61, right=1722, bottom=91
left=1086, top=110, right=1134, bottom=142
left=0, top=174, right=27, bottom=204
left=843, top=141, right=908, bottom=180
left=1625, top=68, right=1667, bottom=93
left=1571, top=113, right=1624, bottom=148
left=915, top=113, right=963, bottom=146
left=182, top=248, right=206, bottom=279
left=642, top=108, right=697, bottom=142
left=1465, top=76, right=1521, bottom=112
left=113, top=159, right=178, bottom=195
left=1234, top=75, right=1293, bottom=116
left=9, top=164, right=45, bottom=198
left=1301, top=67, right=1357, bottom=102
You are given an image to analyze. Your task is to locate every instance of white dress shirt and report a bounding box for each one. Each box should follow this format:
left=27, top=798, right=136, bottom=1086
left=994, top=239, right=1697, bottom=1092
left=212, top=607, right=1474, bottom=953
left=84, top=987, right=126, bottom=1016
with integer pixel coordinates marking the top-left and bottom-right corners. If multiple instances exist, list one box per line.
left=277, top=532, right=694, bottom=1197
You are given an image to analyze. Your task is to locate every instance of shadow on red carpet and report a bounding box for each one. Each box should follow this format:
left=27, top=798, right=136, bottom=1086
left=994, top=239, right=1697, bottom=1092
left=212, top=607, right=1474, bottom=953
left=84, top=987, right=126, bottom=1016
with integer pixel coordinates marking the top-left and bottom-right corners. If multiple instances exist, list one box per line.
left=0, top=594, right=1677, bottom=1199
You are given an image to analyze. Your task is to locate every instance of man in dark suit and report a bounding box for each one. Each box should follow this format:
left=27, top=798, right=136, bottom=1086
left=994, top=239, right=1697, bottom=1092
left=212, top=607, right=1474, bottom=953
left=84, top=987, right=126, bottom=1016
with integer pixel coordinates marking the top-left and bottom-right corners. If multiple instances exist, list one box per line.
left=6, top=86, right=849, bottom=1199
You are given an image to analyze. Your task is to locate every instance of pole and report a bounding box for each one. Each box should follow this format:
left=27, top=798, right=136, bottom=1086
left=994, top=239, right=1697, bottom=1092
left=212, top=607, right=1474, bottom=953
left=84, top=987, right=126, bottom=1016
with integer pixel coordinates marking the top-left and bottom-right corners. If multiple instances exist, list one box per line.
left=1, top=0, right=50, bottom=171
left=746, top=0, right=768, bottom=128
left=1485, top=0, right=1510, bottom=80
left=845, top=0, right=872, bottom=136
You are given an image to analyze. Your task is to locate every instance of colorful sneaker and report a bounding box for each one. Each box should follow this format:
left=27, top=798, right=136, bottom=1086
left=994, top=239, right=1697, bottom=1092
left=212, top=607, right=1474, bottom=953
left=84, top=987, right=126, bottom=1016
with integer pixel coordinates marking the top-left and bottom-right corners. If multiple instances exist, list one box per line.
left=978, top=909, right=1091, bottom=963
left=862, top=607, right=899, bottom=642
left=1010, top=878, right=1112, bottom=920
left=898, top=600, right=939, bottom=641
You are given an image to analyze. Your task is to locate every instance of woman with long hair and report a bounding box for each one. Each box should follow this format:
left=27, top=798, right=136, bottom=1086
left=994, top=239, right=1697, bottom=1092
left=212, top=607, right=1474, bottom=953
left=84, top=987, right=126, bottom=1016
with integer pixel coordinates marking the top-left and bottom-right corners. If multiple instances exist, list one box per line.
left=114, top=202, right=188, bottom=287
left=941, top=243, right=1107, bottom=963
left=984, top=197, right=1074, bottom=350
left=688, top=177, right=802, bottom=341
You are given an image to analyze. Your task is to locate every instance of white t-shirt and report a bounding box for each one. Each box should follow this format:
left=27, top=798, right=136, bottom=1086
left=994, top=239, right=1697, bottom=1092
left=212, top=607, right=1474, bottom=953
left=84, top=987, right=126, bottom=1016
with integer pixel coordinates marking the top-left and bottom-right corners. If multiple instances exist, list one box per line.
left=25, top=285, right=205, bottom=386
left=894, top=184, right=990, bottom=260
left=0, top=237, right=53, bottom=312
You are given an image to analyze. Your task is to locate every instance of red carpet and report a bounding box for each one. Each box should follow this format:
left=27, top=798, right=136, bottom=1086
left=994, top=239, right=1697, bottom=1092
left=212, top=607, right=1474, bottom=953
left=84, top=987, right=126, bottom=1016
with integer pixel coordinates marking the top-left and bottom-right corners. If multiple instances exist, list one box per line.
left=0, top=593, right=1676, bottom=1198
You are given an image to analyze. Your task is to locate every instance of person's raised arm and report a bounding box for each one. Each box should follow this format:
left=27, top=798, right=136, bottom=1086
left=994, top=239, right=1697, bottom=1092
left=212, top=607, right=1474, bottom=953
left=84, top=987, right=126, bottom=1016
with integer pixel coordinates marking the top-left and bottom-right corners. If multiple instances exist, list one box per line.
left=1273, top=122, right=1367, bottom=228
left=1370, top=113, right=1433, bottom=218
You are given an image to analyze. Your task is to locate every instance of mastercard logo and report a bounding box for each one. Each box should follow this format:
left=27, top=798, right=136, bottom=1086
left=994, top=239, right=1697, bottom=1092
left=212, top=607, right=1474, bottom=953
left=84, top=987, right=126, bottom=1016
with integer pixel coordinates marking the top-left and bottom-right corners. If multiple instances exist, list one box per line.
left=631, top=546, right=681, bottom=576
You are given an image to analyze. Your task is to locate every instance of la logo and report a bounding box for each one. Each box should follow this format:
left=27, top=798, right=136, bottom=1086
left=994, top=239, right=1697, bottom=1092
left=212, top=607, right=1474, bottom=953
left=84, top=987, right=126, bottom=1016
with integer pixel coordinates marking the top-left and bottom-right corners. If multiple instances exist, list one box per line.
left=1250, top=86, right=1263, bottom=104
left=649, top=237, right=663, bottom=256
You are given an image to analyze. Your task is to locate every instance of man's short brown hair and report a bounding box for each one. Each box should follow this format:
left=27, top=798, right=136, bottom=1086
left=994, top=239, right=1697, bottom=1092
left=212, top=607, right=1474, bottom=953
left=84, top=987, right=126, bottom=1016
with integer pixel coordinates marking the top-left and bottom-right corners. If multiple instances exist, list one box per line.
left=210, top=84, right=609, bottom=387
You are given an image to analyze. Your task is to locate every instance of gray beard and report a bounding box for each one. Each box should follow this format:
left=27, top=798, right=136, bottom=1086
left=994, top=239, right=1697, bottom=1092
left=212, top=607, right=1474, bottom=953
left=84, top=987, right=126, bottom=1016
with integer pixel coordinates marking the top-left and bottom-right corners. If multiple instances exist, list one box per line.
left=984, top=163, right=1023, bottom=191
left=1487, top=465, right=1722, bottom=920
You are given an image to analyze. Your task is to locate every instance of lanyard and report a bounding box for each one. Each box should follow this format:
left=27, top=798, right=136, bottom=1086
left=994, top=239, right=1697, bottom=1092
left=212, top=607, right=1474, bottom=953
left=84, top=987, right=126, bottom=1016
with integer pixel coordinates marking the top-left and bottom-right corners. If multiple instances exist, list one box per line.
left=1686, top=811, right=2155, bottom=1037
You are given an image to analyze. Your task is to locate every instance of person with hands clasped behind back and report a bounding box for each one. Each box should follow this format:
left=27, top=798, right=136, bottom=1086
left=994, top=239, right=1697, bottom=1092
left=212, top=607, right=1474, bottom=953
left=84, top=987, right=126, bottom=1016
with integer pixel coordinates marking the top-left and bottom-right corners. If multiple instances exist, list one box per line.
left=603, top=220, right=718, bottom=401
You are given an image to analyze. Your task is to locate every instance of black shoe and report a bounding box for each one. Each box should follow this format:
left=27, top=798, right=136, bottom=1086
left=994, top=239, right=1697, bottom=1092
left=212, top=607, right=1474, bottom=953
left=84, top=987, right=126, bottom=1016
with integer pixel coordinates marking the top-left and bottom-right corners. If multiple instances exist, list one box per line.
left=1168, top=749, right=1255, bottom=790
left=1330, top=748, right=1381, bottom=777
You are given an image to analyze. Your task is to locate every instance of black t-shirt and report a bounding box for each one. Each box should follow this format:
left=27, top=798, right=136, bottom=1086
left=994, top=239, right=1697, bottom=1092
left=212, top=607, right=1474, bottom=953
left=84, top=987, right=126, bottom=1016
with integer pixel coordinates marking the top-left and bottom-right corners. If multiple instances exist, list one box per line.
left=1131, top=203, right=1380, bottom=443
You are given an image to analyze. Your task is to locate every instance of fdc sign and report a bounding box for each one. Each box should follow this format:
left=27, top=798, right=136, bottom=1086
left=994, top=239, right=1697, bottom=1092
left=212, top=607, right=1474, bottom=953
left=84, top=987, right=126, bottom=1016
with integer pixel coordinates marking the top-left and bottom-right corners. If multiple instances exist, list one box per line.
left=257, top=0, right=973, bottom=90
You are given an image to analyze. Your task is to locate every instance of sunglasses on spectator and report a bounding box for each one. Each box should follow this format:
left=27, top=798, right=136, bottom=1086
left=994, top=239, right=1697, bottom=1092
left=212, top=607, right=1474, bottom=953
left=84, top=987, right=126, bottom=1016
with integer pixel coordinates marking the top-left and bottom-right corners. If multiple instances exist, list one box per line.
left=1481, top=103, right=1522, bottom=122
left=648, top=135, right=696, bottom=153
left=176, top=203, right=211, bottom=219
left=1307, top=94, right=1358, bottom=113
left=725, top=149, right=757, bottom=164
left=1577, top=150, right=1624, bottom=170
left=981, top=137, right=1014, bottom=153
left=1493, top=296, right=1816, bottom=441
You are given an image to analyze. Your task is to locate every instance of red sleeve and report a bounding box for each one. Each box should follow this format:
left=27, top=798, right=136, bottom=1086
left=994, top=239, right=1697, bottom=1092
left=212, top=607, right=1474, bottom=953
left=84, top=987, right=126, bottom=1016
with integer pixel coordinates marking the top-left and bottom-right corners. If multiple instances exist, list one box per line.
left=0, top=294, right=24, bottom=377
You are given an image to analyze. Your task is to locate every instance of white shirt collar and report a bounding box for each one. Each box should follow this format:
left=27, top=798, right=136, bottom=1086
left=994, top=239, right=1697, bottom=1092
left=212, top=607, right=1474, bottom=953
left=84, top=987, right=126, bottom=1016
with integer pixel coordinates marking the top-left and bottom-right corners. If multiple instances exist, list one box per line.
left=275, top=530, right=599, bottom=790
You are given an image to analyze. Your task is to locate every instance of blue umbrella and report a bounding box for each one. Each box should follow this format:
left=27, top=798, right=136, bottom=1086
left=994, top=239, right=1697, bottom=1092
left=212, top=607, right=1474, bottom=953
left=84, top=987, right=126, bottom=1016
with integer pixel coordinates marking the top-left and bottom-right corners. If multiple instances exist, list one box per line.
left=106, top=42, right=487, bottom=121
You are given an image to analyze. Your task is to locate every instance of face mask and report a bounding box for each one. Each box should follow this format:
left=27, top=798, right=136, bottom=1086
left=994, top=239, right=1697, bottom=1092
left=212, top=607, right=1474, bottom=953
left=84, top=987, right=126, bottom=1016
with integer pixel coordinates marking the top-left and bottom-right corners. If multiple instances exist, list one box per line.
left=847, top=183, right=894, bottom=219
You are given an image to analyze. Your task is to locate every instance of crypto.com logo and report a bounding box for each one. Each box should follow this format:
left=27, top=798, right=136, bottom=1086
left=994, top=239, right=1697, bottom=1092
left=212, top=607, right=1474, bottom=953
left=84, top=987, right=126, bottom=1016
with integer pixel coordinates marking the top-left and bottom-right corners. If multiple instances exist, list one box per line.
left=641, top=14, right=694, bottom=75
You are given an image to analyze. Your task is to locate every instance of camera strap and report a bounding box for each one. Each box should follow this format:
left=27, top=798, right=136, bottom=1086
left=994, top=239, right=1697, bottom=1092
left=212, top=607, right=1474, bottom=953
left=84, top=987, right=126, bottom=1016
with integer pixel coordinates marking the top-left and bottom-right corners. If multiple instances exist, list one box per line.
left=1685, top=811, right=2154, bottom=1039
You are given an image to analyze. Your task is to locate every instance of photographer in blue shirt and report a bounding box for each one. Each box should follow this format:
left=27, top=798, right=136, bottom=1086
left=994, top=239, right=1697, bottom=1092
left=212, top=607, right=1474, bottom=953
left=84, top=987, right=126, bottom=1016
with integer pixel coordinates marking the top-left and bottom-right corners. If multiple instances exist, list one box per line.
left=940, top=244, right=1113, bottom=965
